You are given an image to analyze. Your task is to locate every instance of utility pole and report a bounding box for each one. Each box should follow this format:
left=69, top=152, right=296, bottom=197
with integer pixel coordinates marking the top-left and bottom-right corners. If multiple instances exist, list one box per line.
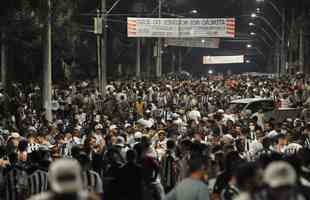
left=95, top=9, right=102, bottom=92
left=156, top=0, right=162, bottom=78
left=178, top=48, right=182, bottom=72
left=136, top=38, right=141, bottom=78
left=101, top=0, right=107, bottom=96
left=43, top=0, right=52, bottom=122
left=172, top=51, right=176, bottom=72
left=1, top=31, right=6, bottom=90
left=280, top=8, right=286, bottom=75
left=276, top=43, right=280, bottom=76
left=299, top=28, right=304, bottom=73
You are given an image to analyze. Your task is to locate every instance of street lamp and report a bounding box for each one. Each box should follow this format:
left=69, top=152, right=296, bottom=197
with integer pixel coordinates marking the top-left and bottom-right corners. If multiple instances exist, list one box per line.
left=249, top=22, right=255, bottom=26
left=251, top=13, right=257, bottom=18
left=246, top=44, right=266, bottom=59
left=190, top=9, right=198, bottom=14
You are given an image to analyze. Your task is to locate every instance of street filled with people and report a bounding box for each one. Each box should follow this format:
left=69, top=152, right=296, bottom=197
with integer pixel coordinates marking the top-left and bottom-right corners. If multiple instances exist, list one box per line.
left=1, top=74, right=310, bottom=200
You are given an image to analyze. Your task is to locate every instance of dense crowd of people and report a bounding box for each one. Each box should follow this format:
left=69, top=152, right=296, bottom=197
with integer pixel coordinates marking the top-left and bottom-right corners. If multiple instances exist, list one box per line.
left=1, top=74, right=310, bottom=200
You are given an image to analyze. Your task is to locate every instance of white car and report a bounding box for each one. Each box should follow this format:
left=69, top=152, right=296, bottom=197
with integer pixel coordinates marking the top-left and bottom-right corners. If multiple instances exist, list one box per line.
left=227, top=98, right=301, bottom=122
left=228, top=98, right=275, bottom=114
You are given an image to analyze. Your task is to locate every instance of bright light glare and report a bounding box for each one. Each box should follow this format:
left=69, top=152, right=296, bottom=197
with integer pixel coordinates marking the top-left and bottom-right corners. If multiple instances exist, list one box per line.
left=246, top=60, right=251, bottom=63
left=250, top=32, right=256, bottom=36
left=251, top=13, right=257, bottom=18
left=247, top=44, right=252, bottom=48
left=249, top=22, right=255, bottom=26
left=191, top=10, right=198, bottom=14
left=208, top=70, right=213, bottom=74
left=201, top=39, right=205, bottom=43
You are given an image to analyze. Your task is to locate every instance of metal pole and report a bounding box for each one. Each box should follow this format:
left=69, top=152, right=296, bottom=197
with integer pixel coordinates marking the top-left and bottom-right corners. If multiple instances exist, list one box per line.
left=299, top=29, right=304, bottom=73
left=136, top=38, right=141, bottom=78
left=101, top=0, right=107, bottom=96
left=96, top=10, right=102, bottom=92
left=156, top=0, right=162, bottom=78
left=172, top=51, right=176, bottom=72
left=258, top=15, right=281, bottom=40
left=43, top=0, right=52, bottom=122
left=266, top=0, right=282, bottom=18
left=1, top=31, right=7, bottom=90
left=280, top=8, right=286, bottom=75
left=178, top=48, right=182, bottom=72
left=276, top=42, right=280, bottom=76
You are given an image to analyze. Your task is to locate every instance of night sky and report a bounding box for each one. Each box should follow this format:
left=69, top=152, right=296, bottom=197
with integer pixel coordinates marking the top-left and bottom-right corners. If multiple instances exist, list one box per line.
left=102, top=0, right=309, bottom=74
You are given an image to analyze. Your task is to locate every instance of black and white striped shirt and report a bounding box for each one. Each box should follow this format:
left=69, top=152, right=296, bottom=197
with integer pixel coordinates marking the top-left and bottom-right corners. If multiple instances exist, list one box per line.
left=4, top=165, right=28, bottom=200
left=82, top=170, right=103, bottom=194
left=27, top=169, right=49, bottom=197
left=27, top=143, right=40, bottom=154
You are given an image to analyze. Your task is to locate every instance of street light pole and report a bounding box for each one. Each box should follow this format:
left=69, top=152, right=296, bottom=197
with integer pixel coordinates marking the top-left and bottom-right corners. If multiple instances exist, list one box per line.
left=156, top=0, right=162, bottom=78
left=101, top=0, right=107, bottom=96
left=43, top=0, right=52, bottom=122
left=280, top=8, right=286, bottom=75
left=1, top=31, right=7, bottom=90
left=95, top=9, right=102, bottom=92
left=178, top=48, right=182, bottom=72
left=136, top=38, right=141, bottom=78
left=252, top=14, right=281, bottom=40
left=256, top=0, right=286, bottom=75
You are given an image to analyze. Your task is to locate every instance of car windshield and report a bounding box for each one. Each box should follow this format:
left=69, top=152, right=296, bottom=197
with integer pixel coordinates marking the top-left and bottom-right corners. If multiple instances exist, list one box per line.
left=227, top=103, right=247, bottom=113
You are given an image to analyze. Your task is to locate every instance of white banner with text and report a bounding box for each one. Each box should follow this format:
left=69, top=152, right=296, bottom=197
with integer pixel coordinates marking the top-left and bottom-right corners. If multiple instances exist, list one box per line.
left=203, top=55, right=244, bottom=64
left=128, top=17, right=235, bottom=38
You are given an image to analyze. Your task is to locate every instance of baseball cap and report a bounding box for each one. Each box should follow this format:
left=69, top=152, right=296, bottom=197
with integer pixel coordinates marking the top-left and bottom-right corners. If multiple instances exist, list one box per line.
left=264, top=161, right=296, bottom=188
left=95, top=124, right=103, bottom=130
left=134, top=132, right=143, bottom=139
left=49, top=159, right=83, bottom=193
left=124, top=123, right=131, bottom=129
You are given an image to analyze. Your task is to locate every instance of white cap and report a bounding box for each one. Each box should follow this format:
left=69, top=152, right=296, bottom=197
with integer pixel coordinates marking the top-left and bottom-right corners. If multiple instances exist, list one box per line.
left=109, top=125, right=117, bottom=131
left=267, top=131, right=279, bottom=138
left=49, top=159, right=83, bottom=193
left=95, top=124, right=103, bottom=130
left=264, top=161, right=296, bottom=188
left=217, top=109, right=225, bottom=113
left=134, top=132, right=143, bottom=139
left=124, top=123, right=132, bottom=129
